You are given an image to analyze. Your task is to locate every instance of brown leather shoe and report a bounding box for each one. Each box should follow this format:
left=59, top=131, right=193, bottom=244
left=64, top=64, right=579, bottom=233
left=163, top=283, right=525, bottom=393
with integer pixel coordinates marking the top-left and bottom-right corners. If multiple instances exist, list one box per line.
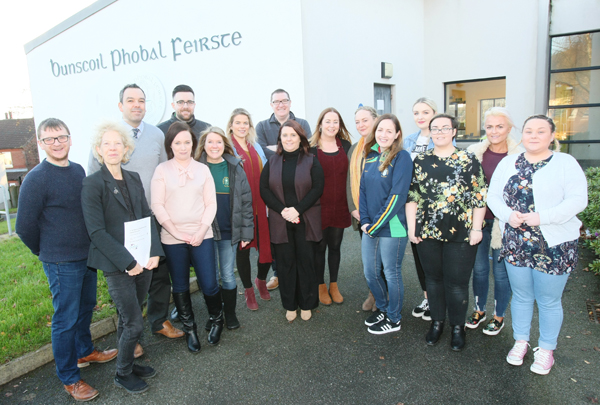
left=318, top=284, right=332, bottom=305
left=329, top=282, right=344, bottom=304
left=64, top=379, right=99, bottom=402
left=154, top=320, right=184, bottom=339
left=77, top=348, right=118, bottom=368
left=134, top=342, right=144, bottom=359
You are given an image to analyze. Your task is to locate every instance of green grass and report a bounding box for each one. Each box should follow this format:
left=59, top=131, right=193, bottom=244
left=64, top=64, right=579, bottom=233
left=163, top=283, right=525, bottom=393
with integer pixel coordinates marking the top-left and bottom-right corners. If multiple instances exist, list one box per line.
left=0, top=217, right=16, bottom=234
left=0, top=238, right=115, bottom=363
left=9, top=208, right=17, bottom=214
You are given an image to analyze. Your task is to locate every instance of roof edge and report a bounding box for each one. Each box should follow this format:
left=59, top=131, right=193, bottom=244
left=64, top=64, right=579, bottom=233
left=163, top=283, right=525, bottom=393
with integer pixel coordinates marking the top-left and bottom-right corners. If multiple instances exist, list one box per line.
left=24, top=0, right=118, bottom=54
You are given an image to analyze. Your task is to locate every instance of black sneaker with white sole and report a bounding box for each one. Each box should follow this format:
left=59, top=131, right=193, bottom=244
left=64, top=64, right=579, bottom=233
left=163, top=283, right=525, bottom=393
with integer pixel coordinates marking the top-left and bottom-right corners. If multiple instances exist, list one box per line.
left=368, top=317, right=401, bottom=335
left=412, top=298, right=429, bottom=318
left=365, top=310, right=386, bottom=326
left=422, top=309, right=431, bottom=321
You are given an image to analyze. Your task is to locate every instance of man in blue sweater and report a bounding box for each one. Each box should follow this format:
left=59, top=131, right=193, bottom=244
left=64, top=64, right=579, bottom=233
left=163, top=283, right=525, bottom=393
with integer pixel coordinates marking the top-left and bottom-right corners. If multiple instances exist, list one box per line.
left=17, top=118, right=117, bottom=402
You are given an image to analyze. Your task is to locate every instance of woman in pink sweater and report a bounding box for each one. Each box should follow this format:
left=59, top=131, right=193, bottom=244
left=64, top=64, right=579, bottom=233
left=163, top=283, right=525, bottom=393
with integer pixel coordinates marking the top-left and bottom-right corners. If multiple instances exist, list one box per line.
left=151, top=121, right=222, bottom=353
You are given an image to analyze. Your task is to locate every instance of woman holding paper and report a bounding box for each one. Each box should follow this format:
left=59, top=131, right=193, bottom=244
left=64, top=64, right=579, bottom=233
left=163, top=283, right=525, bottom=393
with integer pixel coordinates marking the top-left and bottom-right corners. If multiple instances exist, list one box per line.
left=151, top=121, right=222, bottom=353
left=82, top=121, right=163, bottom=394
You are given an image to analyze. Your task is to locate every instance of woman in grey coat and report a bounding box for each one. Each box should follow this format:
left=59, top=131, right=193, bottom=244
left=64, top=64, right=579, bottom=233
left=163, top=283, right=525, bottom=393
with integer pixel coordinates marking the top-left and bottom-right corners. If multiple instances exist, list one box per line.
left=195, top=126, right=254, bottom=329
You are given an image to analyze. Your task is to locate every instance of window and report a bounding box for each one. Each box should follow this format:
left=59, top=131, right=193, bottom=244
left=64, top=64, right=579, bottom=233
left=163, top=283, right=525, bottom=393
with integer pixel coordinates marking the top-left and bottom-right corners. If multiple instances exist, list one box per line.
left=480, top=98, right=506, bottom=134
left=548, top=31, right=600, bottom=168
left=445, top=78, right=506, bottom=142
left=1, top=152, right=13, bottom=169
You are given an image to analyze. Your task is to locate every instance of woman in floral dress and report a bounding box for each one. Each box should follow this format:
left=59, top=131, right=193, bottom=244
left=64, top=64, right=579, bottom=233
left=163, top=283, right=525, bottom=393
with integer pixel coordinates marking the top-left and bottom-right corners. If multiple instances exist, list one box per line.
left=488, top=115, right=587, bottom=375
left=406, top=114, right=487, bottom=351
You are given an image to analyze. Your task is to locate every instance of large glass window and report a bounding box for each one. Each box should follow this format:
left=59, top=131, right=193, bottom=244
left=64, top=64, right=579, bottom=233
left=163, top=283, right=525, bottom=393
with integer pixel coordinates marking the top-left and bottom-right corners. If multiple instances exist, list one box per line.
left=548, top=31, right=600, bottom=168
left=445, top=78, right=506, bottom=142
left=1, top=152, right=13, bottom=169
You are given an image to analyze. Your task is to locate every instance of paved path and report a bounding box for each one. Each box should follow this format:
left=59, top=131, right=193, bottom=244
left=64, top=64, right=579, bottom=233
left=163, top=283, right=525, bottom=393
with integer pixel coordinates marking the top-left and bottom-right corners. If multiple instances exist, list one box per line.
left=1, top=229, right=599, bottom=404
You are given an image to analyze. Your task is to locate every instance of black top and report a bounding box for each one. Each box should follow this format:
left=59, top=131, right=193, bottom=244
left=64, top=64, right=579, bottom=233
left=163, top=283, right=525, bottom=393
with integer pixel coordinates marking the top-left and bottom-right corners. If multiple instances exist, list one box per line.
left=116, top=179, right=136, bottom=222
left=260, top=148, right=324, bottom=215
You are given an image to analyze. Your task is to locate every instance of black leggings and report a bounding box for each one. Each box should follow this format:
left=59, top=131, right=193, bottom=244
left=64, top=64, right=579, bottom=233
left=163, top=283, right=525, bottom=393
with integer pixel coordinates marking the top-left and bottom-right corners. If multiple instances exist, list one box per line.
left=237, top=215, right=272, bottom=289
left=411, top=242, right=427, bottom=292
left=315, top=227, right=345, bottom=284
left=237, top=249, right=271, bottom=289
left=416, top=239, right=477, bottom=325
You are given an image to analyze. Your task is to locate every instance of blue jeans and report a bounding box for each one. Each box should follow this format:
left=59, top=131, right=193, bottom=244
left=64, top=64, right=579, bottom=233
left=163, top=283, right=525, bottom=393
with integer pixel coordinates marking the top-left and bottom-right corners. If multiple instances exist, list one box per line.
left=163, top=239, right=219, bottom=296
left=214, top=239, right=238, bottom=290
left=472, top=219, right=512, bottom=316
left=505, top=261, right=569, bottom=350
left=42, top=260, right=96, bottom=385
left=104, top=269, right=152, bottom=376
left=362, top=235, right=407, bottom=323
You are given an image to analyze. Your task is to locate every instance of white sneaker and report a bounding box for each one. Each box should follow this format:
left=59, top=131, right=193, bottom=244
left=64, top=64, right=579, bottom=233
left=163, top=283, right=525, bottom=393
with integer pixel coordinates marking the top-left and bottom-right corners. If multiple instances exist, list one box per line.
left=412, top=298, right=429, bottom=318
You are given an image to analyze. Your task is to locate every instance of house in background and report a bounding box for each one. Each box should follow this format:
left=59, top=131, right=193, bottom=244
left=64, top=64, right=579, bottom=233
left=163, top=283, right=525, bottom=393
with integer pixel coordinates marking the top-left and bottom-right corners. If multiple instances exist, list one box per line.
left=0, top=119, right=39, bottom=186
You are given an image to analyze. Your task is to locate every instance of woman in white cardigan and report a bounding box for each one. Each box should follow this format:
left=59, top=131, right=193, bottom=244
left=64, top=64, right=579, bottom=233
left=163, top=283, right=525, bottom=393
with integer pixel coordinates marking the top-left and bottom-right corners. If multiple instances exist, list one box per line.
left=487, top=115, right=587, bottom=375
left=466, top=107, right=523, bottom=336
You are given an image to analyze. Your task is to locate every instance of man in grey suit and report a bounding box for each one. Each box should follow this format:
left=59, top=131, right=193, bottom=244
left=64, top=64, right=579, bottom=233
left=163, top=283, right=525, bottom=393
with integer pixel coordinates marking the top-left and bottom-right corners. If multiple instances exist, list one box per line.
left=88, top=84, right=184, bottom=344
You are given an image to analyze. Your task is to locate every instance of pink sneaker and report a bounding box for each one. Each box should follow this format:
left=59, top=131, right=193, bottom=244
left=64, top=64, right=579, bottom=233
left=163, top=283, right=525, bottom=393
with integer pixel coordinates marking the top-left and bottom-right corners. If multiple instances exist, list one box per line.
left=530, top=347, right=554, bottom=375
left=506, top=340, right=529, bottom=366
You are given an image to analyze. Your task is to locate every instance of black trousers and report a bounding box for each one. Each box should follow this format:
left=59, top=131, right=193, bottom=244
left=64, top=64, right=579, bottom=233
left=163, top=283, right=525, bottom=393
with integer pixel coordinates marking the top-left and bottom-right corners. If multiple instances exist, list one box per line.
left=146, top=219, right=173, bottom=333
left=237, top=215, right=271, bottom=288
left=411, top=242, right=427, bottom=292
left=315, top=226, right=345, bottom=284
left=416, top=239, right=477, bottom=325
left=273, top=221, right=319, bottom=311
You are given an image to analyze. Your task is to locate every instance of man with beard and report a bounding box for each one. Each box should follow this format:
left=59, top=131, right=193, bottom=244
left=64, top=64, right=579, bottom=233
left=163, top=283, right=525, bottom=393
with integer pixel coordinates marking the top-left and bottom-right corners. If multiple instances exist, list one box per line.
left=158, top=84, right=211, bottom=140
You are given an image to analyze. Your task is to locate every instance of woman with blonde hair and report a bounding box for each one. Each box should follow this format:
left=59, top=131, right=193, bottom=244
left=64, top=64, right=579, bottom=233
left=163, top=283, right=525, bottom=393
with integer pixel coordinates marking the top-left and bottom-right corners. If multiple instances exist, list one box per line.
left=403, top=97, right=445, bottom=323
left=348, top=106, right=379, bottom=311
left=488, top=115, right=587, bottom=374
left=360, top=114, right=413, bottom=334
left=226, top=108, right=273, bottom=310
left=82, top=121, right=163, bottom=393
left=309, top=107, right=352, bottom=305
left=194, top=126, right=254, bottom=330
left=465, top=107, right=523, bottom=336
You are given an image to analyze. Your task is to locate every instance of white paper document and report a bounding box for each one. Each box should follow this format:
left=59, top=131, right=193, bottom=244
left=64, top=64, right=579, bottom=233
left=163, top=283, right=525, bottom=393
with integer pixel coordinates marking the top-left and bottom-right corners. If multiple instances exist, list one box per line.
left=124, top=217, right=151, bottom=268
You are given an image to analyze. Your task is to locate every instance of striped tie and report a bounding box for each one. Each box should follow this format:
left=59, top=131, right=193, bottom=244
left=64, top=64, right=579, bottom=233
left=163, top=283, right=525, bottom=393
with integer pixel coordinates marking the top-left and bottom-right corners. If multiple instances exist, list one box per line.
left=132, top=128, right=140, bottom=139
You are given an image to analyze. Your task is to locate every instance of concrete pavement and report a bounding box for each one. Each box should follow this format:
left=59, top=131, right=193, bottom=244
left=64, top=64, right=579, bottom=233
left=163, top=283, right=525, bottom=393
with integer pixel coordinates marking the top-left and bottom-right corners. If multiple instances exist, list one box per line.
left=1, top=228, right=599, bottom=404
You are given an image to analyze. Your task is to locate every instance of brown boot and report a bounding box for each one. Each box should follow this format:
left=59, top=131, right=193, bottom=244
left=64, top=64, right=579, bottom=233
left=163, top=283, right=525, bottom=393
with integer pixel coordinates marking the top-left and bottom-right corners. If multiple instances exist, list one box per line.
left=329, top=282, right=344, bottom=304
left=362, top=291, right=375, bottom=311
left=318, top=284, right=332, bottom=305
left=64, top=380, right=99, bottom=402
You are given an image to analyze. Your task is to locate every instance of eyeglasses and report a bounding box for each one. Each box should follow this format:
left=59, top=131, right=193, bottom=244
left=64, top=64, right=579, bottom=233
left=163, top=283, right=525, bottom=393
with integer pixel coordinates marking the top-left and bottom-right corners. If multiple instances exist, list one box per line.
left=430, top=127, right=453, bottom=135
left=40, top=135, right=70, bottom=145
left=271, top=99, right=290, bottom=106
left=175, top=100, right=195, bottom=106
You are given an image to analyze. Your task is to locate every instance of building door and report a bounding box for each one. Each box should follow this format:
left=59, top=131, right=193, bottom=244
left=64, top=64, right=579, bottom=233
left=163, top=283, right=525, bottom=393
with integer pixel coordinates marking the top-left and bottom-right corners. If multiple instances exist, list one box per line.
left=374, top=84, right=392, bottom=115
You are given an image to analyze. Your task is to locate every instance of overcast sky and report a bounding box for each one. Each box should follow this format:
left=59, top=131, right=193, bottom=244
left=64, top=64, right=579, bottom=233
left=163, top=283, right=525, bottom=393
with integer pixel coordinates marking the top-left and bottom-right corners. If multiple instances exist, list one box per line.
left=0, top=0, right=96, bottom=118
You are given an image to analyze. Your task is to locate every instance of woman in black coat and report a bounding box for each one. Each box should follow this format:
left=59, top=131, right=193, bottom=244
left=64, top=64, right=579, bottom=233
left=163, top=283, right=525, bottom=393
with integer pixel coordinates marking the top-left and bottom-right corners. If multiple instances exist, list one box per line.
left=82, top=121, right=163, bottom=395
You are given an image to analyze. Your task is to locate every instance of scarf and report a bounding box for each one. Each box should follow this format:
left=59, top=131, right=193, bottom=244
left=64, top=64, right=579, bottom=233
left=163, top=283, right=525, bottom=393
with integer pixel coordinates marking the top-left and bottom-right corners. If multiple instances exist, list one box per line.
left=349, top=137, right=366, bottom=210
left=232, top=137, right=272, bottom=263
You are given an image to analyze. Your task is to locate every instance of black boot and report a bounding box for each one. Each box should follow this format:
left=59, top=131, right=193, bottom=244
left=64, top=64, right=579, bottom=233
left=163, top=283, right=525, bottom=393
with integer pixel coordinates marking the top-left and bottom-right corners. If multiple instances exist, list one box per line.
left=222, top=287, right=240, bottom=330
left=204, top=293, right=224, bottom=345
left=170, top=306, right=180, bottom=323
left=172, top=291, right=200, bottom=353
left=451, top=324, right=466, bottom=351
left=426, top=320, right=444, bottom=346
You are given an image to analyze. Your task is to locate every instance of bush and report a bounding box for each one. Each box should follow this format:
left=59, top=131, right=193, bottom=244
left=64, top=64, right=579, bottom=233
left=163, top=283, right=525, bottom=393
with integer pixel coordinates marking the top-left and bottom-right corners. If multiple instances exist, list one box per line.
left=579, top=167, right=600, bottom=275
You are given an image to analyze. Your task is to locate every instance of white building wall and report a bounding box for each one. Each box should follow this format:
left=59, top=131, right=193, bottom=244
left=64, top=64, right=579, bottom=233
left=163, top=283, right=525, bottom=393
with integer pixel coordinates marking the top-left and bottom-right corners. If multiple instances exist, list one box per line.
left=550, top=0, right=600, bottom=35
left=300, top=0, right=426, bottom=140
left=422, top=0, right=544, bottom=135
left=26, top=0, right=307, bottom=169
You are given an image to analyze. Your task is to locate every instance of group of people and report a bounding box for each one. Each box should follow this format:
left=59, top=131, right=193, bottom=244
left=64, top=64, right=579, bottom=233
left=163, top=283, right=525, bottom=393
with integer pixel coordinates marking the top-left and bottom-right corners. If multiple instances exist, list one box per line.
left=16, top=84, right=588, bottom=401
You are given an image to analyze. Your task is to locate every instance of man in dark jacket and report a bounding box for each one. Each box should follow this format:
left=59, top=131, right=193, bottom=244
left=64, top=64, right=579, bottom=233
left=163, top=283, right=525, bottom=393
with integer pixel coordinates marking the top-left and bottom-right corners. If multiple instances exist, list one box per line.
left=157, top=84, right=211, bottom=140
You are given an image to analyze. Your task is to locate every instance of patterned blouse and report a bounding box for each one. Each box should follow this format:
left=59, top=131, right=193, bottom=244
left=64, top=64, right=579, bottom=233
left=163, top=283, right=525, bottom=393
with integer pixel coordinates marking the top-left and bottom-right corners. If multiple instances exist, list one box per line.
left=499, top=153, right=578, bottom=275
left=408, top=148, right=487, bottom=242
